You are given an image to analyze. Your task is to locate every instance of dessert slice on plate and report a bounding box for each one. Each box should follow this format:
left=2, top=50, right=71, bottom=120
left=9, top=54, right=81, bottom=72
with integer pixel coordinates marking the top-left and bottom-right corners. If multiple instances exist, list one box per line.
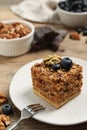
left=31, top=55, right=83, bottom=108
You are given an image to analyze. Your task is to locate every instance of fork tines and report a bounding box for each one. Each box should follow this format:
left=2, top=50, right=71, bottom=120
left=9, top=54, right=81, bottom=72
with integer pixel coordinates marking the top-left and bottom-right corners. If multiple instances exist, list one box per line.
left=27, top=103, right=45, bottom=113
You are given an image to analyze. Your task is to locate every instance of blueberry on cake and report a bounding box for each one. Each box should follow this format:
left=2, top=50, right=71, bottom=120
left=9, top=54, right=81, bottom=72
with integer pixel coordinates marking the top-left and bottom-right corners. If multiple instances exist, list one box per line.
left=31, top=55, right=83, bottom=108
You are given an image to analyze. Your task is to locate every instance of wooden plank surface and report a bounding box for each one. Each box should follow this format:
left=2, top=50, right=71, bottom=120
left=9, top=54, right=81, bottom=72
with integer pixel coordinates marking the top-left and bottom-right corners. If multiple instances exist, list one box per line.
left=0, top=8, right=87, bottom=130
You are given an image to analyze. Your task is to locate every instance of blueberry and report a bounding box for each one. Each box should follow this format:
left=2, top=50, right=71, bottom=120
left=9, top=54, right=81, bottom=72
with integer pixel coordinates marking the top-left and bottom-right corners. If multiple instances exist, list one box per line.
left=78, top=4, right=83, bottom=9
left=83, top=7, right=87, bottom=12
left=67, top=0, right=74, bottom=4
left=82, top=30, right=87, bottom=36
left=58, top=1, right=67, bottom=9
left=72, top=0, right=83, bottom=5
left=75, top=27, right=83, bottom=33
left=2, top=104, right=13, bottom=115
left=83, top=0, right=87, bottom=6
left=60, top=57, right=73, bottom=70
left=64, top=7, right=70, bottom=11
left=83, top=26, right=87, bottom=30
left=52, top=63, right=61, bottom=71
left=71, top=2, right=82, bottom=11
left=58, top=0, right=87, bottom=13
left=75, top=9, right=83, bottom=12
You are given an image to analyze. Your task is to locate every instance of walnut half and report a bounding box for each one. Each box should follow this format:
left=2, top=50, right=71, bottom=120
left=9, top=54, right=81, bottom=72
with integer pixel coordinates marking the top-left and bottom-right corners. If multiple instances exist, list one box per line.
left=0, top=93, right=8, bottom=105
left=0, top=114, right=11, bottom=130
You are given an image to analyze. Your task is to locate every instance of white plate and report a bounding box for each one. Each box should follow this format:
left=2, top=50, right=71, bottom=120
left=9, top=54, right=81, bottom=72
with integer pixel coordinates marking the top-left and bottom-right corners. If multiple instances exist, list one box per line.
left=9, top=57, right=87, bottom=126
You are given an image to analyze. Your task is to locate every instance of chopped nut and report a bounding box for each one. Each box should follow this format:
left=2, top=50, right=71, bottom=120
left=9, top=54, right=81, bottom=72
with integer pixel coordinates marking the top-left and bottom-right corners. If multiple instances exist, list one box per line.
left=43, top=55, right=61, bottom=66
left=69, top=31, right=80, bottom=40
left=0, top=120, right=5, bottom=130
left=0, top=114, right=11, bottom=126
left=0, top=114, right=10, bottom=130
left=0, top=93, right=11, bottom=130
left=85, top=39, right=87, bottom=44
left=0, top=22, right=31, bottom=39
left=0, top=23, right=4, bottom=29
left=0, top=93, right=8, bottom=105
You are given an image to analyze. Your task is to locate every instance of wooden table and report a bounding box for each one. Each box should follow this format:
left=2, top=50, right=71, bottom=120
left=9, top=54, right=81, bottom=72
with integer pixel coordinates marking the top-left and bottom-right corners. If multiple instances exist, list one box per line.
left=0, top=8, right=87, bottom=130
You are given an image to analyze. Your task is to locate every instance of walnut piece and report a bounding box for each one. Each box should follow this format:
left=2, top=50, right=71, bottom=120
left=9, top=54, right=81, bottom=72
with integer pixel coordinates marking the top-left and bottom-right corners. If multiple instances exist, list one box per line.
left=0, top=120, right=5, bottom=130
left=0, top=22, right=31, bottom=39
left=69, top=31, right=80, bottom=40
left=43, top=55, right=61, bottom=66
left=0, top=93, right=8, bottom=105
left=0, top=114, right=10, bottom=130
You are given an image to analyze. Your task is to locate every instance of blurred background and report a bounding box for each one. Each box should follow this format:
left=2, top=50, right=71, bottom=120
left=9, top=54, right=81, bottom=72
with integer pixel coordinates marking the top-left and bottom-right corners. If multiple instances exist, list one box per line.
left=0, top=0, right=21, bottom=8
left=0, top=0, right=21, bottom=5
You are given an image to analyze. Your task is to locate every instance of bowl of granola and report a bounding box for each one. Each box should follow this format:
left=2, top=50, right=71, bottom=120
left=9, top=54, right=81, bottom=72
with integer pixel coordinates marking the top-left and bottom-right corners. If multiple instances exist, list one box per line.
left=0, top=20, right=34, bottom=57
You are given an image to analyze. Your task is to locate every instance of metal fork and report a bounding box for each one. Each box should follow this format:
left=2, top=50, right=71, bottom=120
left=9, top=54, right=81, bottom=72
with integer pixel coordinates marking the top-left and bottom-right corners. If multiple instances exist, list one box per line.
left=7, top=103, right=45, bottom=130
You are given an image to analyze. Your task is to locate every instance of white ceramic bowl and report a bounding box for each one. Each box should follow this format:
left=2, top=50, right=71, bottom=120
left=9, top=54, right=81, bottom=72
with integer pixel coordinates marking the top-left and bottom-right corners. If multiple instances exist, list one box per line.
left=0, top=20, right=34, bottom=57
left=57, top=1, right=87, bottom=27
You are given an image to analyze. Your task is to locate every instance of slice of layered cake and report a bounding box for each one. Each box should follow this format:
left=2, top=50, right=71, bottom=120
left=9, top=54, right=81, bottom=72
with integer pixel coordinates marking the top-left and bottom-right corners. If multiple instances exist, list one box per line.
left=31, top=55, right=83, bottom=108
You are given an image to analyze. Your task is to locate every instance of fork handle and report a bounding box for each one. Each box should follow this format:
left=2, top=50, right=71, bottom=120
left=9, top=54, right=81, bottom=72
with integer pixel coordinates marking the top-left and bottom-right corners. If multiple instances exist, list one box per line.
left=7, top=117, right=22, bottom=130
